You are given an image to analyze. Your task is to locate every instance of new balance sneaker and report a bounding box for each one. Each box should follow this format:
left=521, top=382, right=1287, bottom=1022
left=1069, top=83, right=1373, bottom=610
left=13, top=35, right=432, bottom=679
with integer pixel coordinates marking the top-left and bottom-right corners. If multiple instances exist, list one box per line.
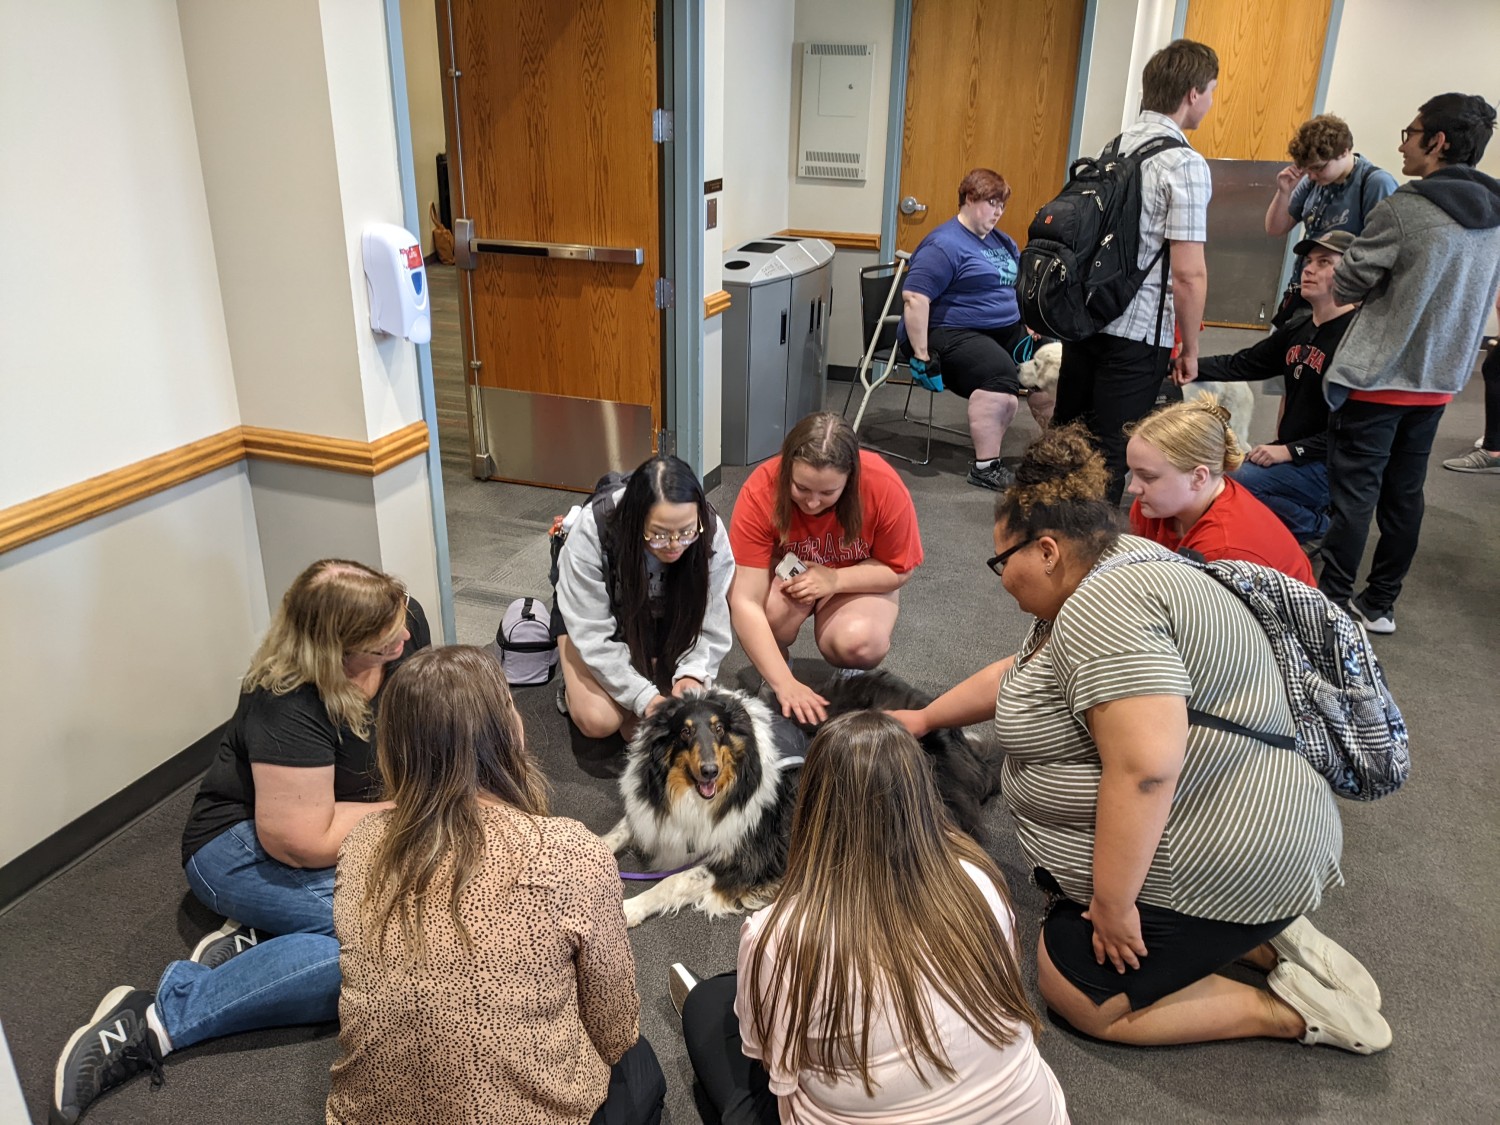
left=189, top=919, right=263, bottom=969
left=967, top=460, right=1015, bottom=491
left=1350, top=594, right=1395, bottom=635
left=1442, top=447, right=1500, bottom=473
left=52, top=986, right=164, bottom=1124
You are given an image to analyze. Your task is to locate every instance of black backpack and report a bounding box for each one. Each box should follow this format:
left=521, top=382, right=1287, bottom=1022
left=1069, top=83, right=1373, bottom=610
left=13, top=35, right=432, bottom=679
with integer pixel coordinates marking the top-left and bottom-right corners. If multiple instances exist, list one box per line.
left=1019, top=133, right=1187, bottom=343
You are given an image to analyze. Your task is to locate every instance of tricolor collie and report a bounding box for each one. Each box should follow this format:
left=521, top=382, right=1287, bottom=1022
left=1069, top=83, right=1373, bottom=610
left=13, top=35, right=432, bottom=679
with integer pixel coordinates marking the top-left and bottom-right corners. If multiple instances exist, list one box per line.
left=603, top=672, right=999, bottom=927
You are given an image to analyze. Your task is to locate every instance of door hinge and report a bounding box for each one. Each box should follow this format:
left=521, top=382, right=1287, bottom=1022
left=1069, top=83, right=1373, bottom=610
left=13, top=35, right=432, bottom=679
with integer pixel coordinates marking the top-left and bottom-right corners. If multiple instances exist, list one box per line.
left=655, top=278, right=675, bottom=309
left=657, top=430, right=676, bottom=456
left=652, top=108, right=674, bottom=143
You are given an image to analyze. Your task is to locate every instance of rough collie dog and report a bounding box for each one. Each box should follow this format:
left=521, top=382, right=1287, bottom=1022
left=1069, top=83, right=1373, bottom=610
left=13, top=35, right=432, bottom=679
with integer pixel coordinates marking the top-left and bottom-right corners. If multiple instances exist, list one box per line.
left=603, top=673, right=999, bottom=927
left=1183, top=379, right=1256, bottom=449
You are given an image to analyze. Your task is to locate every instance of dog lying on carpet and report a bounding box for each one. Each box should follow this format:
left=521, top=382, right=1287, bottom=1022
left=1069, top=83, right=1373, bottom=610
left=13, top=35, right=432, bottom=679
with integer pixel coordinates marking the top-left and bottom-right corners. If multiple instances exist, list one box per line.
left=601, top=671, right=1000, bottom=927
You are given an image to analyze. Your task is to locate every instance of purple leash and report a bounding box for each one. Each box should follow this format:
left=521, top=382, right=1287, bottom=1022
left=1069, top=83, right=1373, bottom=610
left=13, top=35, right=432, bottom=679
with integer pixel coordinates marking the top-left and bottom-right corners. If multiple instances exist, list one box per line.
left=619, top=861, right=699, bottom=881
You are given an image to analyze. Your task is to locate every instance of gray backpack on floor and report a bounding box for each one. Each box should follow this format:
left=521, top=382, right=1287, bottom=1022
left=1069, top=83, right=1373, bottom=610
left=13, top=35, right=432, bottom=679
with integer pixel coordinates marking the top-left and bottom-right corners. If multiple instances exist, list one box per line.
left=491, top=596, right=557, bottom=686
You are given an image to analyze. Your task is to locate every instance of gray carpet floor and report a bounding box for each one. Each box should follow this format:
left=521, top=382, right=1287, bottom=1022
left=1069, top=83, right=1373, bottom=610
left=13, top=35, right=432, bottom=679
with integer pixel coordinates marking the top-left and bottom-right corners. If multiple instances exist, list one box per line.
left=2, top=309, right=1496, bottom=1122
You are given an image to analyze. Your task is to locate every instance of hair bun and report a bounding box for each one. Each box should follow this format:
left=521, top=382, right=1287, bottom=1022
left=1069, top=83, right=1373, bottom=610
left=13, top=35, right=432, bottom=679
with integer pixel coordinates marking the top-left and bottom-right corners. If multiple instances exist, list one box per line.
left=1010, top=423, right=1110, bottom=511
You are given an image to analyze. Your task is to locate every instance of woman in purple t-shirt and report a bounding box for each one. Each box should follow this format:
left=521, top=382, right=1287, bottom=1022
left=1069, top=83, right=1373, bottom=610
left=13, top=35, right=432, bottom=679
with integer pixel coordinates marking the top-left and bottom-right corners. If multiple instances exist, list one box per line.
left=899, top=168, right=1048, bottom=492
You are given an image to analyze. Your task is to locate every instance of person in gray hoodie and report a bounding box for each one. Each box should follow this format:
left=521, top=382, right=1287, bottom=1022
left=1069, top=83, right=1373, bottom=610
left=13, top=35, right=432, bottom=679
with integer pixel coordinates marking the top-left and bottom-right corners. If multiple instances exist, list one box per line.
left=1317, top=92, right=1500, bottom=634
left=555, top=456, right=735, bottom=740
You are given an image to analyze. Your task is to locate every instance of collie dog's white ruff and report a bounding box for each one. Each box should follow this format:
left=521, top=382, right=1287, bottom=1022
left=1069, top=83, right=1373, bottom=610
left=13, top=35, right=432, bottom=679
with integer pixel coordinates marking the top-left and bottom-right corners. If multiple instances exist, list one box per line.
left=1183, top=379, right=1256, bottom=449
left=603, top=693, right=789, bottom=927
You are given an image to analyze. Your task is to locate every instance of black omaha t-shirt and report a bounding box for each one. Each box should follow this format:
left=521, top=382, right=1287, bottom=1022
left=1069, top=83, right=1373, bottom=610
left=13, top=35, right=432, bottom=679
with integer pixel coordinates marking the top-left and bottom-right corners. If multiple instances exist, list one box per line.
left=179, top=598, right=430, bottom=865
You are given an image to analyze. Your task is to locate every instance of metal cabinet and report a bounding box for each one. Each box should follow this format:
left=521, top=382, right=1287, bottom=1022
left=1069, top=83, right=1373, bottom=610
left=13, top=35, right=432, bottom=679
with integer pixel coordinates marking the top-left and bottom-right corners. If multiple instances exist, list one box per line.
left=721, top=237, right=835, bottom=464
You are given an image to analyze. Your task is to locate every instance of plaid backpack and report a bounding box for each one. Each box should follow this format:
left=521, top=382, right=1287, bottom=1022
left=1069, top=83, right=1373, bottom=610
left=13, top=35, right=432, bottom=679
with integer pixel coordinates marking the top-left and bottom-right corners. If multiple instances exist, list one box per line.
left=1085, top=546, right=1410, bottom=801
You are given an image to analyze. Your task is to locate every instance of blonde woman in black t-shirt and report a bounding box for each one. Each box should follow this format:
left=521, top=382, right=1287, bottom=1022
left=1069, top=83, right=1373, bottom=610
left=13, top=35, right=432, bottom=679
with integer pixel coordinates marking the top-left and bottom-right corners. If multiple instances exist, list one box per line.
left=51, top=559, right=428, bottom=1125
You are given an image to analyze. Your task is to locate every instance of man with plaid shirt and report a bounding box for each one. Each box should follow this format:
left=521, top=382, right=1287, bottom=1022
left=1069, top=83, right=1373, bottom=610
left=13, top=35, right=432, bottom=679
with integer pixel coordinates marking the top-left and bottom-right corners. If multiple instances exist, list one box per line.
left=1053, top=39, right=1218, bottom=505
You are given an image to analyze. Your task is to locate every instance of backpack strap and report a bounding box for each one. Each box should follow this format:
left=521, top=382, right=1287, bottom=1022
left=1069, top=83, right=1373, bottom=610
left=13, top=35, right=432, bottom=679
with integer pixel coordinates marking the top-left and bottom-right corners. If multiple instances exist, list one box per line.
left=1186, top=707, right=1296, bottom=750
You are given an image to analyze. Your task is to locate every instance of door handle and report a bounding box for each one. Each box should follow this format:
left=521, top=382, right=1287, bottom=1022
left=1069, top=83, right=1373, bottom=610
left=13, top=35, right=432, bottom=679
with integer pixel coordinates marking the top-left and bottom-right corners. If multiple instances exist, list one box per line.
left=780, top=310, right=788, bottom=346
left=452, top=218, right=644, bottom=269
left=899, top=195, right=928, bottom=216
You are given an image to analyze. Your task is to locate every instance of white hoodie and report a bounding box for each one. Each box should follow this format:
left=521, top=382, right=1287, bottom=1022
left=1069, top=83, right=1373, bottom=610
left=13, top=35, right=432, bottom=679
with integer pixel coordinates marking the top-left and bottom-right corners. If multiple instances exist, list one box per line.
left=555, top=489, right=736, bottom=715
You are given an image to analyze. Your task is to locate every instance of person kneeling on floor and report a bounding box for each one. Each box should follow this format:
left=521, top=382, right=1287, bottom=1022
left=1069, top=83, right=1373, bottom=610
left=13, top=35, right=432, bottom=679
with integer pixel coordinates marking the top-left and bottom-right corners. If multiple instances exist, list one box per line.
left=553, top=455, right=735, bottom=743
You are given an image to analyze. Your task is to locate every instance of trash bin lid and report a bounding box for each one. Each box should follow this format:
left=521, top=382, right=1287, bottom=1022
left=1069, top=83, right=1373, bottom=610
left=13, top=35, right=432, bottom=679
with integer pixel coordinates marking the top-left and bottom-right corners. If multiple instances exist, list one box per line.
left=722, top=236, right=834, bottom=287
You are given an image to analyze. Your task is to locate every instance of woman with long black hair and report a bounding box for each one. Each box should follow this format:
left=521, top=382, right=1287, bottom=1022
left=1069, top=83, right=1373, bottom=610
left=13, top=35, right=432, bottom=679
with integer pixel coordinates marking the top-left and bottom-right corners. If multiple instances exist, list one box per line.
left=555, top=455, right=735, bottom=739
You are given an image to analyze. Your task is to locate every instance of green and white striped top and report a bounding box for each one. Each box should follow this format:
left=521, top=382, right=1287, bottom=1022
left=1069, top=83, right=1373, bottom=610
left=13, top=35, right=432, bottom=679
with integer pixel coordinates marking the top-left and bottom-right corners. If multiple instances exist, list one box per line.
left=995, top=536, right=1343, bottom=924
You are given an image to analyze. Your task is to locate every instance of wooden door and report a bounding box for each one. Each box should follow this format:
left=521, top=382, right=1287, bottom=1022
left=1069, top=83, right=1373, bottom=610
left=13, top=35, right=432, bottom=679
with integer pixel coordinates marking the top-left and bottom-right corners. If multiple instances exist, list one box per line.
left=1185, top=0, right=1332, bottom=160
left=438, top=0, right=661, bottom=488
left=897, top=0, right=1087, bottom=253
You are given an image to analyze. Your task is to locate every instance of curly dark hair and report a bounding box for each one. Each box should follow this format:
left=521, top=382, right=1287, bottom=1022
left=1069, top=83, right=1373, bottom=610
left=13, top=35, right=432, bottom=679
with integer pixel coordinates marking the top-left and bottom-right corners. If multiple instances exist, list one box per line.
left=994, top=424, right=1122, bottom=564
left=1288, top=115, right=1354, bottom=167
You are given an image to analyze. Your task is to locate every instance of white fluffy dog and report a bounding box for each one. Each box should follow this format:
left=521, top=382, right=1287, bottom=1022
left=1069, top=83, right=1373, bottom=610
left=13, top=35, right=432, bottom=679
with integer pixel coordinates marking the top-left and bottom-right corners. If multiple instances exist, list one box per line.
left=1017, top=341, right=1062, bottom=428
left=1183, top=379, right=1256, bottom=450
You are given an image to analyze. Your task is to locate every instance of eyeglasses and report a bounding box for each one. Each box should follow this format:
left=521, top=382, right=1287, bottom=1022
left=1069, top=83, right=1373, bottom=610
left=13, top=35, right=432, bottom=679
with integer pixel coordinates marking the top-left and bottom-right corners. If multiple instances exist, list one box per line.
left=986, top=538, right=1037, bottom=577
left=644, top=525, right=702, bottom=549
left=1400, top=127, right=1426, bottom=143
left=987, top=197, right=1006, bottom=209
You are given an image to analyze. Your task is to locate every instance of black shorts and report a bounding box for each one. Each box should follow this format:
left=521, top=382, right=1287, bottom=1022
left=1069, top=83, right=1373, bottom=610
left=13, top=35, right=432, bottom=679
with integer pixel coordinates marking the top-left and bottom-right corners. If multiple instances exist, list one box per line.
left=902, top=322, right=1029, bottom=398
left=1037, top=870, right=1294, bottom=1011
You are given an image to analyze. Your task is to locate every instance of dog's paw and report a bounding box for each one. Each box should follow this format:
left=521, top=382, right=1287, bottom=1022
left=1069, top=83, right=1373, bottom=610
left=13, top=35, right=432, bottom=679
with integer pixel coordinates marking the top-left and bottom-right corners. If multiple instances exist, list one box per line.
left=622, top=895, right=651, bottom=928
left=600, top=818, right=632, bottom=856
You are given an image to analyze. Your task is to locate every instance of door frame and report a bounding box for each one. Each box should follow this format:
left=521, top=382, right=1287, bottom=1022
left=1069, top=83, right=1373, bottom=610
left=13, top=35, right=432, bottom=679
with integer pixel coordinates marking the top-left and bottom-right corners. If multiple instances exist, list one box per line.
left=878, top=0, right=1101, bottom=261
left=378, top=0, right=706, bottom=639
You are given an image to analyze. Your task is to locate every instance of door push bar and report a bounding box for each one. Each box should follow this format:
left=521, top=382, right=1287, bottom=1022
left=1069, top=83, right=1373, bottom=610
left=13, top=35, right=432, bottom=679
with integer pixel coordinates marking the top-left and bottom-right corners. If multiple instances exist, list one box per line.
left=453, top=218, right=644, bottom=269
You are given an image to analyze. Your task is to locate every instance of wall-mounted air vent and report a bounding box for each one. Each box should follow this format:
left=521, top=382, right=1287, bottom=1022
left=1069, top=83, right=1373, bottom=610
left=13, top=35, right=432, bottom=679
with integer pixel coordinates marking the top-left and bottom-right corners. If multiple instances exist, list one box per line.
left=797, top=42, right=876, bottom=182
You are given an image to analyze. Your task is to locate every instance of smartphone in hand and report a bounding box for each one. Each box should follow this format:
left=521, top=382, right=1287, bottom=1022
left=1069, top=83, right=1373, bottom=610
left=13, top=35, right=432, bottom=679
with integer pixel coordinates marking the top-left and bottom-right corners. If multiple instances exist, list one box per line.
left=775, top=552, right=808, bottom=582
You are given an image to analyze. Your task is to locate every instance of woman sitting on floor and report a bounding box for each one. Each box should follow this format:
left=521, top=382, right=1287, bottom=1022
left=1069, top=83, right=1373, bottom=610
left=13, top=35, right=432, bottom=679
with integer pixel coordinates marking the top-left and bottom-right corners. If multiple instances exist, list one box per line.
left=52, top=560, right=428, bottom=1125
left=554, top=454, right=735, bottom=740
left=893, top=425, right=1389, bottom=1056
left=1126, top=395, right=1315, bottom=582
left=729, top=412, right=923, bottom=724
left=674, top=711, right=1068, bottom=1125
left=326, top=646, right=664, bottom=1125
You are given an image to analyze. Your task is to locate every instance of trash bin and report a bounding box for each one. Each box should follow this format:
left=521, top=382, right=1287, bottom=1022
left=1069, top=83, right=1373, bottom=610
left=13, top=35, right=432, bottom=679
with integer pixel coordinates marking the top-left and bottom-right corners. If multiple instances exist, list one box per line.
left=721, top=236, right=835, bottom=464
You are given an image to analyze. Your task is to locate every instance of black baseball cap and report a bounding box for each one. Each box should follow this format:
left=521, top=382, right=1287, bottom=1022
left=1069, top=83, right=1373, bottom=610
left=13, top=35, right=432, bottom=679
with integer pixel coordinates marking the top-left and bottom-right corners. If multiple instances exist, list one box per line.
left=1293, top=229, right=1356, bottom=257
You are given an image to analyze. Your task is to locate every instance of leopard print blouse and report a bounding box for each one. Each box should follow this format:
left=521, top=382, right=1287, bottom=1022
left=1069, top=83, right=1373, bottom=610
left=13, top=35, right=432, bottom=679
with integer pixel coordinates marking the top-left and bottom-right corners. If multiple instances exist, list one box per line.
left=326, top=805, right=638, bottom=1125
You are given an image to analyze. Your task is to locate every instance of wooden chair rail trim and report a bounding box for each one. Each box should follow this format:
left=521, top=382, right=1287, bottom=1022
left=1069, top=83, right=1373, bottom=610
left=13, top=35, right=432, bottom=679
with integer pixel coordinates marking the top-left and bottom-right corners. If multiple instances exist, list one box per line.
left=0, top=421, right=431, bottom=555
left=776, top=229, right=882, bottom=252
left=703, top=289, right=732, bottom=318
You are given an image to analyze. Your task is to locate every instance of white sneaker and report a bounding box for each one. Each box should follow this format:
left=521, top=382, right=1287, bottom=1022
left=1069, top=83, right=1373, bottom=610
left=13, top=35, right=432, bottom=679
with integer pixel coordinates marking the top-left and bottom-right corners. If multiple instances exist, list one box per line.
left=668, top=963, right=699, bottom=1016
left=1269, top=961, right=1392, bottom=1054
left=1270, top=916, right=1381, bottom=1009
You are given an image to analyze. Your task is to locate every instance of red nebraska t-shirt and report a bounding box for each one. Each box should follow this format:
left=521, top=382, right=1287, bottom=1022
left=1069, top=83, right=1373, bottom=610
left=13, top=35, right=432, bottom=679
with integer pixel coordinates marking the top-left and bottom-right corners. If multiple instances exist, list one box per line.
left=729, top=450, right=924, bottom=573
left=1130, top=477, right=1314, bottom=585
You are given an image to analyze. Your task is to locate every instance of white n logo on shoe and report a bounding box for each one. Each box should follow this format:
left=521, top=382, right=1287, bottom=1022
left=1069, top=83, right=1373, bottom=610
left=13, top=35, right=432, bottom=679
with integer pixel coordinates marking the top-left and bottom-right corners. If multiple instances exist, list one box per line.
left=233, top=929, right=258, bottom=953
left=98, top=1020, right=130, bottom=1053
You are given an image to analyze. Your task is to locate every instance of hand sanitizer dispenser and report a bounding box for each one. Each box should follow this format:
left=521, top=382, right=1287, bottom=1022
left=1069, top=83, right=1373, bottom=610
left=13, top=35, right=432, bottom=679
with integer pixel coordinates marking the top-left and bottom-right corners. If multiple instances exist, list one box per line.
left=362, top=224, right=432, bottom=345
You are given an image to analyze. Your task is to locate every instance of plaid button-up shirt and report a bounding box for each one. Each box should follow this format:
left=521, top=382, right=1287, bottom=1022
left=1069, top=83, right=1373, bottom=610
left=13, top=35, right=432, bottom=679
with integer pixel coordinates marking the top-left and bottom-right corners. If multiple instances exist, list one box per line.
left=1100, top=111, right=1212, bottom=348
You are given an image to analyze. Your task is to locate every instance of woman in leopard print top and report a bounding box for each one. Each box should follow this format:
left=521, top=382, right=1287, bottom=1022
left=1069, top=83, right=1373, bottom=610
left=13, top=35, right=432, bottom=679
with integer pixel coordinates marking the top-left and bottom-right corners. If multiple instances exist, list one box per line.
left=326, top=646, right=665, bottom=1125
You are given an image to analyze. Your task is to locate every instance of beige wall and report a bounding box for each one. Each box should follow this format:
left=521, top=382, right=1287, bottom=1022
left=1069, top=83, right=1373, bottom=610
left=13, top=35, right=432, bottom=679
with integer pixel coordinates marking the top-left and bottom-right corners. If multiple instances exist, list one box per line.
left=0, top=0, right=444, bottom=870
left=722, top=0, right=795, bottom=246
left=0, top=0, right=241, bottom=506
left=1324, top=0, right=1500, bottom=179
left=399, top=0, right=447, bottom=255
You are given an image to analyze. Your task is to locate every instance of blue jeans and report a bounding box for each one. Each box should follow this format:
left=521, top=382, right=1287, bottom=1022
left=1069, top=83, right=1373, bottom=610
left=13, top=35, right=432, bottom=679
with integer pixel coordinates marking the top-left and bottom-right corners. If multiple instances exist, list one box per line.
left=156, top=819, right=341, bottom=1050
left=1231, top=459, right=1330, bottom=541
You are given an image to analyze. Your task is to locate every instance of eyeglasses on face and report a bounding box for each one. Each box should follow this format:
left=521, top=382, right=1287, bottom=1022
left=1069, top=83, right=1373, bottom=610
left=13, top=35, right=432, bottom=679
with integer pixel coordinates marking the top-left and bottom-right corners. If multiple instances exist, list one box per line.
left=987, top=538, right=1037, bottom=577
left=1400, top=127, right=1426, bottom=143
left=644, top=525, right=702, bottom=549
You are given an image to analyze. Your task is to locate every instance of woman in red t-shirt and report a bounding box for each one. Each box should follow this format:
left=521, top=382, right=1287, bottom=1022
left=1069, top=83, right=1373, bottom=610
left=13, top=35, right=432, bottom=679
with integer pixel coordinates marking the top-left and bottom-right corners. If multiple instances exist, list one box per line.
left=1126, top=397, right=1315, bottom=584
left=729, top=412, right=924, bottom=723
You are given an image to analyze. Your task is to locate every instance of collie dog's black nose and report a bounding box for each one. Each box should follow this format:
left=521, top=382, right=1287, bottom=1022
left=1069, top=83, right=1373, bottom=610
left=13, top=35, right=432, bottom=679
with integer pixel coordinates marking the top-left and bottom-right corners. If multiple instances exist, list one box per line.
left=699, top=760, right=720, bottom=780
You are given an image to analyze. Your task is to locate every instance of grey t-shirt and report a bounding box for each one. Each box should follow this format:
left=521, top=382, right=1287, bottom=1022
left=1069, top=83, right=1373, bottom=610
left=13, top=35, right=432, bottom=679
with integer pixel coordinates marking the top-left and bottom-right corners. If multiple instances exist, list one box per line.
left=1287, top=154, right=1398, bottom=278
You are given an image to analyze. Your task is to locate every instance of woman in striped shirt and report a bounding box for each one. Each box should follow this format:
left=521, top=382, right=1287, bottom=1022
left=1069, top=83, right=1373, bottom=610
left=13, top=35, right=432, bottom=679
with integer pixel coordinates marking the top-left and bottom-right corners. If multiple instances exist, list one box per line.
left=893, top=424, right=1390, bottom=1055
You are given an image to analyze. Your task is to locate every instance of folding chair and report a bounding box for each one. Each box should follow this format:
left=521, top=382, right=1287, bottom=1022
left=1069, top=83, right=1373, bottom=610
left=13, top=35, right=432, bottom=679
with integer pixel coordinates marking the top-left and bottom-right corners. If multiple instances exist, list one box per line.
left=841, top=253, right=968, bottom=466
